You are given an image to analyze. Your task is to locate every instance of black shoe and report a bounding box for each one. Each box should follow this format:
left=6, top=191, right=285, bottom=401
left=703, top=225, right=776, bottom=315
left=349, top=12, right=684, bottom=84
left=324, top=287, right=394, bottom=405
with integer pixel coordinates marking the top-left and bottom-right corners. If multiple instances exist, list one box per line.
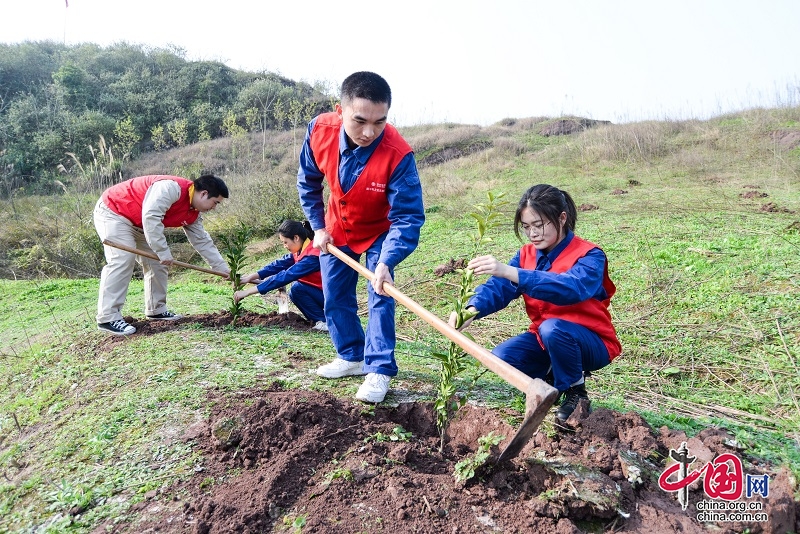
left=146, top=310, right=183, bottom=321
left=556, top=383, right=590, bottom=422
left=98, top=319, right=136, bottom=336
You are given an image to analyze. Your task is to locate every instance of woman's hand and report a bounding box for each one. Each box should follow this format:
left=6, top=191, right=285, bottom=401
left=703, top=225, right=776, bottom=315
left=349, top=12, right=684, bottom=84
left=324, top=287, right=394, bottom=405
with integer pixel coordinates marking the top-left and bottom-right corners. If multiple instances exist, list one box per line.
left=240, top=272, right=260, bottom=285
left=467, top=255, right=518, bottom=283
left=448, top=306, right=477, bottom=331
left=234, top=287, right=258, bottom=304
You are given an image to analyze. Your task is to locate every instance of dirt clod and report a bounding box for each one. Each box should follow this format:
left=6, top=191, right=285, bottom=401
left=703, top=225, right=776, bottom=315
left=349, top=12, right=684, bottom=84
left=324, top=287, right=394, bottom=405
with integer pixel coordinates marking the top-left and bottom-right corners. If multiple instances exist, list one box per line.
left=434, top=258, right=468, bottom=277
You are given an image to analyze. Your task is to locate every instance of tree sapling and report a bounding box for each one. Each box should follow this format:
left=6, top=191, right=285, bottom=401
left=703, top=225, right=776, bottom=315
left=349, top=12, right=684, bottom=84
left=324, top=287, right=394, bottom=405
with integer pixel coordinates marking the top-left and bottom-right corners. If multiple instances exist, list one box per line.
left=432, top=191, right=507, bottom=452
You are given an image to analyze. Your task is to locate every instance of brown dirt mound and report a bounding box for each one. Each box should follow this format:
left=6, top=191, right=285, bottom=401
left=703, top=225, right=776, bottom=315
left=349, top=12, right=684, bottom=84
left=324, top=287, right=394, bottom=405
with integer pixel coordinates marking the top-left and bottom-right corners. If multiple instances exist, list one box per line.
left=760, top=202, right=796, bottom=214
left=771, top=129, right=800, bottom=150
left=741, top=190, right=769, bottom=199
left=95, top=311, right=314, bottom=351
left=417, top=141, right=493, bottom=168
left=97, top=386, right=798, bottom=534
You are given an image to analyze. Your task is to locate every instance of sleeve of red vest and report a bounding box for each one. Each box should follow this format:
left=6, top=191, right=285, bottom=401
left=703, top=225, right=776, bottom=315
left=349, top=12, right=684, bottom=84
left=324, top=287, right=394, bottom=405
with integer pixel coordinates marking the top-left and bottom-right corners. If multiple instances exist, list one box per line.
left=468, top=250, right=524, bottom=319
left=297, top=120, right=326, bottom=231
left=257, top=253, right=296, bottom=280
left=142, top=180, right=180, bottom=261
left=256, top=255, right=320, bottom=294
left=184, top=218, right=228, bottom=272
left=377, top=154, right=425, bottom=268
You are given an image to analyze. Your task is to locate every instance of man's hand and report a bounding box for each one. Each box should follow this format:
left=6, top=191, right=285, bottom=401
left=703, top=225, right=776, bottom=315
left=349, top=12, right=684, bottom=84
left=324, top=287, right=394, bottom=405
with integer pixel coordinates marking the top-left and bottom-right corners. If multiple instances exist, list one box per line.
left=313, top=228, right=333, bottom=253
left=372, top=262, right=393, bottom=296
left=160, top=258, right=174, bottom=266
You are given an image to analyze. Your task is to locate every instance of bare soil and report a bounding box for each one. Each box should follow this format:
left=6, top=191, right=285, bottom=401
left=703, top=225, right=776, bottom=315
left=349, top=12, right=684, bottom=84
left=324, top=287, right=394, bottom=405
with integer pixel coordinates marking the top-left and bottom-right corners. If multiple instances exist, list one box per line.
left=92, top=313, right=798, bottom=533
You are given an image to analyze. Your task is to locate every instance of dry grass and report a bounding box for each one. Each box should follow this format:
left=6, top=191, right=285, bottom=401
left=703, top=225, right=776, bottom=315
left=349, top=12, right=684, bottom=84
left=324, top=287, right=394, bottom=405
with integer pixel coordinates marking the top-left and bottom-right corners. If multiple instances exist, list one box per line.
left=402, top=124, right=483, bottom=152
left=3, top=108, right=799, bottom=278
left=121, top=129, right=304, bottom=238
left=125, top=130, right=299, bottom=179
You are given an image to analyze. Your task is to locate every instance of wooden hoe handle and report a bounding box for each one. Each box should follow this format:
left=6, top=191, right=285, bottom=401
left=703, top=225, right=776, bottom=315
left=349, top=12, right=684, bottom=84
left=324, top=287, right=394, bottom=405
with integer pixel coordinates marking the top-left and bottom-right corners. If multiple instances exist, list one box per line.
left=102, top=239, right=229, bottom=278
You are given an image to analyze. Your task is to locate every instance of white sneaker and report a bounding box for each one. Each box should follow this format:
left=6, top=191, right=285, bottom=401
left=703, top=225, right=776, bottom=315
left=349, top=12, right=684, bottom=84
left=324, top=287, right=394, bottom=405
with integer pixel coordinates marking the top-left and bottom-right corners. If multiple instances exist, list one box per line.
left=316, top=358, right=365, bottom=378
left=355, top=373, right=391, bottom=403
left=312, top=321, right=329, bottom=332
left=98, top=319, right=136, bottom=336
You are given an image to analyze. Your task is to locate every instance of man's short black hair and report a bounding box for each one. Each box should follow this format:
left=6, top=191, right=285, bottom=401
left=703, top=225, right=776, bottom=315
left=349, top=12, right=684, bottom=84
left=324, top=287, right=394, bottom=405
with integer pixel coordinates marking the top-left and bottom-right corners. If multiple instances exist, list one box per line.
left=341, top=71, right=392, bottom=108
left=193, top=175, right=229, bottom=198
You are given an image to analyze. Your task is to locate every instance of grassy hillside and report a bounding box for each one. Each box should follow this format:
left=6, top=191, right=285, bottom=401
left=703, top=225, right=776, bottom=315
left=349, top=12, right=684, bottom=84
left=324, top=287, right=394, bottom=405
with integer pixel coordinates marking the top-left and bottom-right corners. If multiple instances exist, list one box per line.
left=1, top=108, right=800, bottom=531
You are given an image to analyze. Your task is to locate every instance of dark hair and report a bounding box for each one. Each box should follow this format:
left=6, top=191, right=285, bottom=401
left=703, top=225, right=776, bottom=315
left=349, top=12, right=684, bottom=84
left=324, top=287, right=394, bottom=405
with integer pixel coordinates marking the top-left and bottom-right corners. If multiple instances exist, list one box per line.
left=278, top=219, right=314, bottom=242
left=341, top=71, right=392, bottom=108
left=193, top=175, right=229, bottom=198
left=513, top=184, right=577, bottom=241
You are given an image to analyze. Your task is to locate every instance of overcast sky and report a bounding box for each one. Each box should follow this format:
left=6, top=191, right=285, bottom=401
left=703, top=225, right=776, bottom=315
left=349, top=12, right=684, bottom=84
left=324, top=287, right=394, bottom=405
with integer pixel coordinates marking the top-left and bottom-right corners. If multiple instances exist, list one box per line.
left=3, top=0, right=798, bottom=127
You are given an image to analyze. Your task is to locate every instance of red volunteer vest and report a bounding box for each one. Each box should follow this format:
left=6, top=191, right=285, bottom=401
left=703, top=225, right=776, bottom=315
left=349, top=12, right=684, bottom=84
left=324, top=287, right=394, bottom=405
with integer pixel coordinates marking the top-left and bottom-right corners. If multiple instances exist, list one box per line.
left=294, top=240, right=323, bottom=289
left=520, top=237, right=622, bottom=360
left=102, top=175, right=199, bottom=228
left=309, top=112, right=412, bottom=253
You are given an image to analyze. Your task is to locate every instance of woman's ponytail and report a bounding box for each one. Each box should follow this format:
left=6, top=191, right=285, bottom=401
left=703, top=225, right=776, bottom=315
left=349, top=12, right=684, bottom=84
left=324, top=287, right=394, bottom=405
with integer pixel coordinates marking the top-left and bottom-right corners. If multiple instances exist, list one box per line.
left=278, top=219, right=315, bottom=242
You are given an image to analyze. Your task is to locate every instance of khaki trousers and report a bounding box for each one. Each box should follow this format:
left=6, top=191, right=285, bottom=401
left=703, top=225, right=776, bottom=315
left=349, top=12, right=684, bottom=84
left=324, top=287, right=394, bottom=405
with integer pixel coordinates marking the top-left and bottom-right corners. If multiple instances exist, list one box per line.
left=93, top=199, right=169, bottom=323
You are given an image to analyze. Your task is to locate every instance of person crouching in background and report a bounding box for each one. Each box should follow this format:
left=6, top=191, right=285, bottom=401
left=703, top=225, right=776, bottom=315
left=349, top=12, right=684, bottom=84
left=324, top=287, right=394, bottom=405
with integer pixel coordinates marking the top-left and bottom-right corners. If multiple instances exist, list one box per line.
left=234, top=220, right=326, bottom=331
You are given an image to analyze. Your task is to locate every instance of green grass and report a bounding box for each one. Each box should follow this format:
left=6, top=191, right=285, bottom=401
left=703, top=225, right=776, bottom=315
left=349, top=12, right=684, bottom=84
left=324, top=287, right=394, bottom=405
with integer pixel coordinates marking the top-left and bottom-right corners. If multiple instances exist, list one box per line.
left=2, top=108, right=800, bottom=531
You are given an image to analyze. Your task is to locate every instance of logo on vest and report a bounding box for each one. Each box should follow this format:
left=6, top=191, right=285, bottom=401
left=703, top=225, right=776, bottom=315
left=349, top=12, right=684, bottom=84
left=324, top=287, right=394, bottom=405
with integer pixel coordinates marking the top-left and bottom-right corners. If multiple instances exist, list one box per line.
left=365, top=181, right=386, bottom=193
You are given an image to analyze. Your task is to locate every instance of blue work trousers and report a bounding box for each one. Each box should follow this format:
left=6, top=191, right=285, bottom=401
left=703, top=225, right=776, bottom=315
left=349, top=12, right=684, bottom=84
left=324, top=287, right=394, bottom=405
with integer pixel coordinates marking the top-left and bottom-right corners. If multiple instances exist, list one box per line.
left=319, top=240, right=397, bottom=377
left=288, top=281, right=325, bottom=323
left=492, top=318, right=610, bottom=391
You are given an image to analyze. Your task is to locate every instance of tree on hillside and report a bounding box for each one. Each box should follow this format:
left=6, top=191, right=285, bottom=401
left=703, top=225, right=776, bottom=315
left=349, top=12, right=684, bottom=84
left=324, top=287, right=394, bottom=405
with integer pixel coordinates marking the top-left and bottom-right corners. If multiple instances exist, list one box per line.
left=52, top=63, right=90, bottom=109
left=237, top=77, right=285, bottom=161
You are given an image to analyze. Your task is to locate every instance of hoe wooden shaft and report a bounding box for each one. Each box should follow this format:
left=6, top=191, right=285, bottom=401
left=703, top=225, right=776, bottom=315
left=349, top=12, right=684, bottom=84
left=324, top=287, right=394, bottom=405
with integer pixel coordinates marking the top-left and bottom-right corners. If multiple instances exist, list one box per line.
left=102, top=239, right=229, bottom=278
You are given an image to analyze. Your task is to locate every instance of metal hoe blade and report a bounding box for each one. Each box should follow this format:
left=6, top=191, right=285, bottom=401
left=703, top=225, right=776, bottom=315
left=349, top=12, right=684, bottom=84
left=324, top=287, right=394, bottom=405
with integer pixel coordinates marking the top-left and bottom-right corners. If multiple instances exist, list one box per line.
left=495, top=378, right=558, bottom=463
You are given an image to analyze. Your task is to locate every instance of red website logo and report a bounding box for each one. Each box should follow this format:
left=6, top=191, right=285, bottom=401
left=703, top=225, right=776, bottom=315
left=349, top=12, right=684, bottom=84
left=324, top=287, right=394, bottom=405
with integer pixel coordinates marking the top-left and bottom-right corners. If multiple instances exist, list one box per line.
left=658, top=441, right=770, bottom=519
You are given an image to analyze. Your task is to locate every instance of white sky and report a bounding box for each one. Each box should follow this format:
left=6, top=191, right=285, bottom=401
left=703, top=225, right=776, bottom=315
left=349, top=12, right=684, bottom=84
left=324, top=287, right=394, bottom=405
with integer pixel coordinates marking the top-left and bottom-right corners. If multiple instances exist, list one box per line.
left=2, top=0, right=798, bottom=127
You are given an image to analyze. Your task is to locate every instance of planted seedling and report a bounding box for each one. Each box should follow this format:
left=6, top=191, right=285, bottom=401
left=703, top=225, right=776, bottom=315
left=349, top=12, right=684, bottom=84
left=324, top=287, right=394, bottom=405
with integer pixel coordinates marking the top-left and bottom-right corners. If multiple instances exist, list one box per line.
left=433, top=191, right=507, bottom=452
left=323, top=467, right=354, bottom=484
left=364, top=425, right=412, bottom=443
left=453, top=431, right=505, bottom=483
left=218, top=223, right=252, bottom=325
left=282, top=513, right=307, bottom=533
